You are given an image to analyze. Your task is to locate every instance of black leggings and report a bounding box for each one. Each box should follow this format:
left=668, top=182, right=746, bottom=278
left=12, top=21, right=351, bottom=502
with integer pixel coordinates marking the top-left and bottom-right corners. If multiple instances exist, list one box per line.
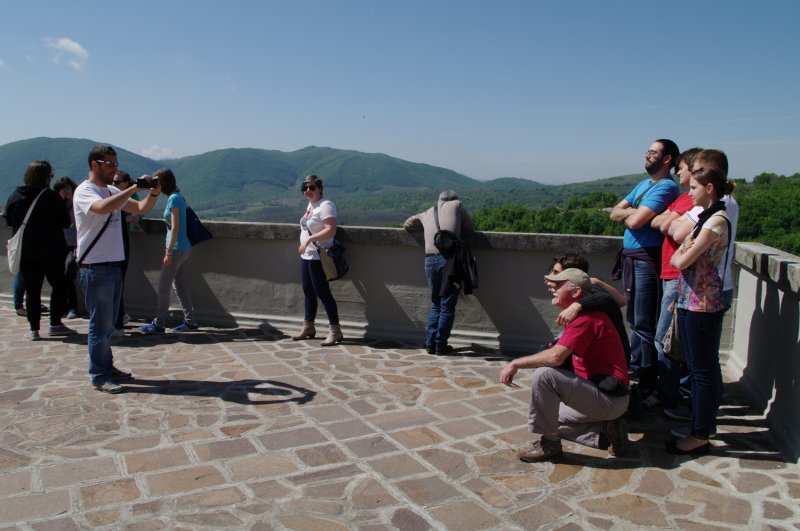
left=21, top=259, right=67, bottom=331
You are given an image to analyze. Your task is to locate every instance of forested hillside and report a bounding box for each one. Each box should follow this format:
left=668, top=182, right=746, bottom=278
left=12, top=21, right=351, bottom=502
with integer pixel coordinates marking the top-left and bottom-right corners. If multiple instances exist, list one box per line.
left=474, top=174, right=800, bottom=254
left=2, top=138, right=798, bottom=254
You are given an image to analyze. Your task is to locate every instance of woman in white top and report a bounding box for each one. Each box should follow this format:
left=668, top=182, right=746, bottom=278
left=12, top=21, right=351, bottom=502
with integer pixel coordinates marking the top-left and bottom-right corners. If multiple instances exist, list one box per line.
left=292, top=175, right=343, bottom=345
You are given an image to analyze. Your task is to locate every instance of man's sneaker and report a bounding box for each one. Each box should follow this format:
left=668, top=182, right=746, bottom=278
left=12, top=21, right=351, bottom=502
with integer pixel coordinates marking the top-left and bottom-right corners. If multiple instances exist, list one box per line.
left=66, top=309, right=79, bottom=319
left=15, top=307, right=27, bottom=317
left=122, top=313, right=131, bottom=325
left=48, top=324, right=77, bottom=336
left=518, top=437, right=563, bottom=462
left=110, top=328, right=125, bottom=338
left=24, top=330, right=40, bottom=341
left=664, top=405, right=693, bottom=421
left=172, top=321, right=199, bottom=332
left=605, top=416, right=631, bottom=457
left=139, top=322, right=165, bottom=334
left=111, top=367, right=133, bottom=381
left=93, top=381, right=123, bottom=394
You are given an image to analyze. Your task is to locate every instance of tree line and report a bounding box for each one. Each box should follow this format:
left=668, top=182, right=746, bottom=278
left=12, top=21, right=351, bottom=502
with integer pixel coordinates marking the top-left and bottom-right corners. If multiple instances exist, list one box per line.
left=474, top=174, right=800, bottom=255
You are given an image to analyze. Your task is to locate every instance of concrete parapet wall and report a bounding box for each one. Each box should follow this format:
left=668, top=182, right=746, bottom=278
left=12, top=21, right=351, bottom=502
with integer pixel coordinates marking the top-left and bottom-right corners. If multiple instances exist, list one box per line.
left=728, top=242, right=800, bottom=462
left=122, top=219, right=624, bottom=352
left=0, top=219, right=622, bottom=351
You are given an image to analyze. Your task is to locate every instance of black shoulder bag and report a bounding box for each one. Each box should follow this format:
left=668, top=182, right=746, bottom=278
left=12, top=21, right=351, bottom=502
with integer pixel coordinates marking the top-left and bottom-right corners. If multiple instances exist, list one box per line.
left=433, top=205, right=459, bottom=259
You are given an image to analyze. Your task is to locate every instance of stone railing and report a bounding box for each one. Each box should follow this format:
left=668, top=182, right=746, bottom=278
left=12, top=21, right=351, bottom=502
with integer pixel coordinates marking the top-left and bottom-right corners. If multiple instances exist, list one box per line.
left=1, top=220, right=798, bottom=461
left=120, top=219, right=625, bottom=351
left=726, top=242, right=800, bottom=462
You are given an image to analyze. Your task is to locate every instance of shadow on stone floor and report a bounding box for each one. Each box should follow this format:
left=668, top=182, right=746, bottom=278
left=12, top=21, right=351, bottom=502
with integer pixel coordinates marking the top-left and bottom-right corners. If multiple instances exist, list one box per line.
left=58, top=325, right=289, bottom=347
left=120, top=378, right=317, bottom=406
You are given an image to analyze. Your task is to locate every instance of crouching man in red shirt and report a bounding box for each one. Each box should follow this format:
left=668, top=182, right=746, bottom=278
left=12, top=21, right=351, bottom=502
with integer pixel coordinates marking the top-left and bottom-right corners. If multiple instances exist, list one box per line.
left=500, top=268, right=631, bottom=462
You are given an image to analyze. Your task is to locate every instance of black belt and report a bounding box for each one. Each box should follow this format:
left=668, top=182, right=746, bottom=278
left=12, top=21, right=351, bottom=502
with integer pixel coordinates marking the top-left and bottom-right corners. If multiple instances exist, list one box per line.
left=79, top=261, right=124, bottom=269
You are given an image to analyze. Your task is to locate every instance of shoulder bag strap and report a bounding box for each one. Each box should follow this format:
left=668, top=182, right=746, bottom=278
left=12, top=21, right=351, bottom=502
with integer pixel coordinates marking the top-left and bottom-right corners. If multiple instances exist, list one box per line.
left=77, top=213, right=113, bottom=265
left=720, top=214, right=733, bottom=286
left=16, top=189, right=47, bottom=234
left=632, top=180, right=660, bottom=208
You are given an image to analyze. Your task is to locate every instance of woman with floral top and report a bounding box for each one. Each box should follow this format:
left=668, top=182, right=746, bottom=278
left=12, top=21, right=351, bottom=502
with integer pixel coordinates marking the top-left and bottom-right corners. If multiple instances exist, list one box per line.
left=667, top=149, right=733, bottom=455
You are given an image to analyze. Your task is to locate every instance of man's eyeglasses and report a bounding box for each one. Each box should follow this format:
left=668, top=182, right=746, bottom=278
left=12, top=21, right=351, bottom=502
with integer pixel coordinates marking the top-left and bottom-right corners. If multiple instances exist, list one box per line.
left=301, top=184, right=317, bottom=192
left=645, top=150, right=662, bottom=157
left=96, top=160, right=119, bottom=168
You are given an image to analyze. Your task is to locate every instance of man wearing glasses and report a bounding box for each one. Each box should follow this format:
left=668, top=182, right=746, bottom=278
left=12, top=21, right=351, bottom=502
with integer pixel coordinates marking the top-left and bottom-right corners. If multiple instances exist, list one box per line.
left=609, top=139, right=680, bottom=395
left=500, top=268, right=630, bottom=462
left=73, top=145, right=161, bottom=393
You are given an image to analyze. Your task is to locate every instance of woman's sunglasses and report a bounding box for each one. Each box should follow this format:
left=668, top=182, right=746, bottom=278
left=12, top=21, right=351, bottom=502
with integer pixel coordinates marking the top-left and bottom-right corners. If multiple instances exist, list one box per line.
left=301, top=184, right=317, bottom=192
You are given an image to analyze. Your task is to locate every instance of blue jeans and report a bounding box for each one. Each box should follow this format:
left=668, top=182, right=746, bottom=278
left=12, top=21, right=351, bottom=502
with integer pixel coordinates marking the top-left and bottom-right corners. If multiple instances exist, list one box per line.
left=13, top=271, right=24, bottom=309
left=300, top=259, right=339, bottom=325
left=678, top=308, right=724, bottom=439
left=654, top=279, right=686, bottom=407
left=424, top=254, right=458, bottom=351
left=79, top=264, right=122, bottom=385
left=626, top=258, right=660, bottom=383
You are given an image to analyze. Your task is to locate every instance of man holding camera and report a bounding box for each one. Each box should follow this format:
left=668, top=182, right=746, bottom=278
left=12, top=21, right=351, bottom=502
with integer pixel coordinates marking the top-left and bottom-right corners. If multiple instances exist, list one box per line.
left=73, top=145, right=161, bottom=393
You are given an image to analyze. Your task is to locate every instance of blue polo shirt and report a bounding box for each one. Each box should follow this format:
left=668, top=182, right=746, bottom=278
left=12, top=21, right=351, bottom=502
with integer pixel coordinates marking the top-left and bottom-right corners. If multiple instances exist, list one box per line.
left=623, top=178, right=680, bottom=249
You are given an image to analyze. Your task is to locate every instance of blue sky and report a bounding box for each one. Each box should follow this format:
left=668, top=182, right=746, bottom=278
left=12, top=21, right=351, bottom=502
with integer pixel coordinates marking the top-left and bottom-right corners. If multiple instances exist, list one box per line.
left=1, top=1, right=798, bottom=183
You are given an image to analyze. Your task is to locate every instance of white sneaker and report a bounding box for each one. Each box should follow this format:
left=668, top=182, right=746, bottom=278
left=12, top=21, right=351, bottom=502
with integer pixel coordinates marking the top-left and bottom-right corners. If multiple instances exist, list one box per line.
left=93, top=381, right=123, bottom=394
left=24, top=330, right=40, bottom=341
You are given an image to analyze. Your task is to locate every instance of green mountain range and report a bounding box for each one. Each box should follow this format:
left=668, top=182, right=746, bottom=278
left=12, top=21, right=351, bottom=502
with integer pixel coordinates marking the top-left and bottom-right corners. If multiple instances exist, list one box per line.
left=0, top=137, right=644, bottom=225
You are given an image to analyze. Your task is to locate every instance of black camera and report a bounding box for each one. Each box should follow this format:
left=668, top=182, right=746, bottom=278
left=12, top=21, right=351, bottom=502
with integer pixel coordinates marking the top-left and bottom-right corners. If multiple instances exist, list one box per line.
left=136, top=176, right=159, bottom=189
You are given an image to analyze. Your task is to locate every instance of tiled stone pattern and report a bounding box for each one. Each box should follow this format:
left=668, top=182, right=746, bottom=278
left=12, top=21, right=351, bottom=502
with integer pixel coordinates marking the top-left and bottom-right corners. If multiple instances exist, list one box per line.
left=1, top=308, right=799, bottom=529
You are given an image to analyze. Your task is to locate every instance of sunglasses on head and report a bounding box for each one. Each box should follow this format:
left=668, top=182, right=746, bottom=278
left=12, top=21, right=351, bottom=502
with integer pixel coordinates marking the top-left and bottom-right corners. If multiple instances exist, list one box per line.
left=301, top=184, right=317, bottom=192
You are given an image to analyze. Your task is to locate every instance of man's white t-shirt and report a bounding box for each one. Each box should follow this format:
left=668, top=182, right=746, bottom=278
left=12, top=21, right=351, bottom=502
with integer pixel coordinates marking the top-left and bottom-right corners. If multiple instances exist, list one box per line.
left=73, top=181, right=125, bottom=264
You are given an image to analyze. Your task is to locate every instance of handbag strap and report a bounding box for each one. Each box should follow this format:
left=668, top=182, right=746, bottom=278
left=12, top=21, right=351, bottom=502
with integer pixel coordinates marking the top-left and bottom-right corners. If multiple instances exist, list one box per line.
left=16, top=189, right=47, bottom=234
left=77, top=213, right=113, bottom=265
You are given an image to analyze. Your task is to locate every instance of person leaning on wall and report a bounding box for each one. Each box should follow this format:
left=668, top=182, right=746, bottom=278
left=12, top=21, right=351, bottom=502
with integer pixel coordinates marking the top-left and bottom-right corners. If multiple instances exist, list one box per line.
left=291, top=175, right=343, bottom=346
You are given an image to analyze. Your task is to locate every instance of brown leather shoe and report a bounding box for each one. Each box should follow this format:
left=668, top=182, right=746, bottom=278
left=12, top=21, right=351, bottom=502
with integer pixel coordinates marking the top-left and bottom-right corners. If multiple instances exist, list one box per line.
left=292, top=321, right=316, bottom=341
left=518, top=437, right=562, bottom=462
left=320, top=324, right=343, bottom=346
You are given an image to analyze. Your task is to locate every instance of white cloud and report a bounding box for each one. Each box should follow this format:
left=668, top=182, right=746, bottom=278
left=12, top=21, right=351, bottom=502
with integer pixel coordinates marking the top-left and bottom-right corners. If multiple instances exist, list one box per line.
left=43, top=36, right=89, bottom=71
left=141, top=145, right=174, bottom=160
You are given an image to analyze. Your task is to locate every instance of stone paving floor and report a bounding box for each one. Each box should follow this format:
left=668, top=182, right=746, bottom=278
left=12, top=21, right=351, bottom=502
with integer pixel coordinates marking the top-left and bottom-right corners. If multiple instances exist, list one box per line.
left=1, top=308, right=799, bottom=530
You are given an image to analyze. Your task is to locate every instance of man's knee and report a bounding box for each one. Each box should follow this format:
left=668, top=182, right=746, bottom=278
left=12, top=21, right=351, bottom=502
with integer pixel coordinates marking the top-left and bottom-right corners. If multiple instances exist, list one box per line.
left=531, top=367, right=561, bottom=390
